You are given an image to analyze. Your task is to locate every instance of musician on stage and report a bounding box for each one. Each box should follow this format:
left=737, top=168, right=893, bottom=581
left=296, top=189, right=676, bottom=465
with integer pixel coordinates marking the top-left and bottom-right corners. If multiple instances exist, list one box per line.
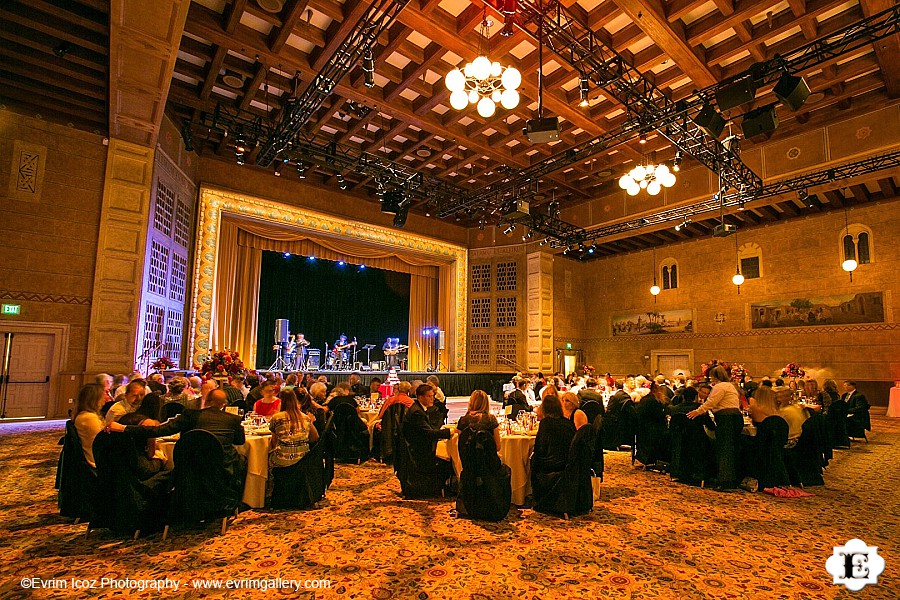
left=383, top=337, right=398, bottom=369
left=333, top=334, right=355, bottom=369
left=292, top=333, right=310, bottom=370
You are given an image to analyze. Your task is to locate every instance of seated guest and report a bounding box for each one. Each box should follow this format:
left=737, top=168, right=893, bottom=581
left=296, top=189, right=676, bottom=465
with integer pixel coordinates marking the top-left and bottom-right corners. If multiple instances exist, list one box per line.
left=819, top=379, right=839, bottom=413
left=110, top=389, right=246, bottom=493
left=367, top=377, right=383, bottom=399
left=408, top=379, right=424, bottom=397
left=749, top=385, right=780, bottom=424
left=307, top=382, right=329, bottom=413
left=398, top=383, right=454, bottom=498
left=162, top=377, right=191, bottom=408
left=668, top=386, right=700, bottom=414
left=113, top=371, right=142, bottom=398
left=296, top=386, right=326, bottom=435
left=196, top=379, right=217, bottom=411
left=530, top=394, right=576, bottom=501
left=253, top=381, right=281, bottom=417
left=96, top=373, right=115, bottom=405
left=504, top=378, right=533, bottom=418
left=348, top=373, right=367, bottom=396
left=74, top=383, right=106, bottom=468
left=540, top=384, right=559, bottom=401
left=187, top=375, right=203, bottom=400
left=147, top=373, right=167, bottom=396
left=378, top=381, right=414, bottom=420
left=426, top=375, right=445, bottom=403
left=653, top=375, right=675, bottom=402
left=326, top=382, right=357, bottom=411
left=602, top=381, right=635, bottom=450
left=269, top=388, right=319, bottom=468
left=117, top=413, right=170, bottom=481
left=135, top=391, right=163, bottom=422
left=105, top=380, right=147, bottom=424
left=560, top=392, right=588, bottom=430
left=778, top=395, right=809, bottom=445
left=578, top=378, right=605, bottom=408
left=282, top=373, right=299, bottom=391
left=634, top=382, right=670, bottom=466
left=223, top=376, right=245, bottom=411
left=245, top=374, right=263, bottom=404
left=760, top=378, right=773, bottom=388
left=843, top=380, right=871, bottom=437
left=458, top=390, right=501, bottom=454
left=745, top=386, right=791, bottom=489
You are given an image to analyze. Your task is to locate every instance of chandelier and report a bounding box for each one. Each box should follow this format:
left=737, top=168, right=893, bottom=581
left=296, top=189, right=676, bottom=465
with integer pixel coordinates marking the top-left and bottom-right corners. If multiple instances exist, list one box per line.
left=445, top=16, right=521, bottom=118
left=618, top=155, right=677, bottom=196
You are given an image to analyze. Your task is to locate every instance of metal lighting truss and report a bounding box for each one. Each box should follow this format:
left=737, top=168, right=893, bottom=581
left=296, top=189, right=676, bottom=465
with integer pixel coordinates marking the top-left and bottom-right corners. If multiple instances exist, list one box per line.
left=255, top=0, right=410, bottom=166
left=438, top=3, right=900, bottom=219
left=577, top=150, right=900, bottom=244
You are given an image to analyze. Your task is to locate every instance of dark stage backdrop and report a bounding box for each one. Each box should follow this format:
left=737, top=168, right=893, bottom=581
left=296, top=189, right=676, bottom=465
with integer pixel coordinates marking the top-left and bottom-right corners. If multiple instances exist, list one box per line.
left=256, top=251, right=411, bottom=368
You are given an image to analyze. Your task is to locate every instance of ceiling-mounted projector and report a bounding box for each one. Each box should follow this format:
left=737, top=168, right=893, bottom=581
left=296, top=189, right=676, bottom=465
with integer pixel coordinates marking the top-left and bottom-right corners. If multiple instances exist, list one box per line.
left=524, top=117, right=560, bottom=143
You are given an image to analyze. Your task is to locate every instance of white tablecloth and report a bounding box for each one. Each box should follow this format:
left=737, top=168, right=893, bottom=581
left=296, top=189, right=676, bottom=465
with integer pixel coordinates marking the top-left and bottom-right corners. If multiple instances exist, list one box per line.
left=887, top=387, right=900, bottom=418
left=159, top=435, right=270, bottom=508
left=438, top=432, right=536, bottom=506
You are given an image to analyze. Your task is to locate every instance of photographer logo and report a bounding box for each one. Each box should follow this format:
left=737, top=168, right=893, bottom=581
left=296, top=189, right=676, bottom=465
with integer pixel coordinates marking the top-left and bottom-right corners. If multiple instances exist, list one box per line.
left=826, top=539, right=885, bottom=591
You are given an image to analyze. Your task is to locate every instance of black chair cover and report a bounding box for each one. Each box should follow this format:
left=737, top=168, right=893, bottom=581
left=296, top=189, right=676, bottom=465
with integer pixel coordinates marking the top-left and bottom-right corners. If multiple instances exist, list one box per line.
left=590, top=414, right=604, bottom=482
left=785, top=411, right=828, bottom=486
left=163, top=402, right=185, bottom=420
left=580, top=401, right=603, bottom=428
left=330, top=403, right=369, bottom=463
left=56, top=420, right=97, bottom=521
left=456, top=428, right=511, bottom=522
left=712, top=409, right=744, bottom=488
left=634, top=398, right=670, bottom=466
left=170, top=430, right=240, bottom=527
left=847, top=401, right=871, bottom=439
left=90, top=431, right=164, bottom=534
left=427, top=400, right=450, bottom=429
left=380, top=403, right=407, bottom=467
left=532, top=425, right=595, bottom=517
left=320, top=414, right=336, bottom=490
left=753, top=416, right=791, bottom=489
left=270, top=439, right=327, bottom=509
left=668, top=413, right=715, bottom=484
left=602, top=398, right=635, bottom=450
left=826, top=400, right=851, bottom=448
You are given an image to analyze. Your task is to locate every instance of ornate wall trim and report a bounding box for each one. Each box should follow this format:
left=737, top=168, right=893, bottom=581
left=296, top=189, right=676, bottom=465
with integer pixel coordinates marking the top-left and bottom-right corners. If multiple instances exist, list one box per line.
left=189, top=186, right=468, bottom=369
left=0, top=290, right=91, bottom=305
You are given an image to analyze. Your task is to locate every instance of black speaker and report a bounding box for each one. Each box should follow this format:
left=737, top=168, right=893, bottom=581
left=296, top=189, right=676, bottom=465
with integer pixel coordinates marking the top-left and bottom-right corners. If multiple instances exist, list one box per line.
left=773, top=73, right=810, bottom=111
left=741, top=105, right=779, bottom=138
left=693, top=104, right=725, bottom=139
left=716, top=77, right=758, bottom=111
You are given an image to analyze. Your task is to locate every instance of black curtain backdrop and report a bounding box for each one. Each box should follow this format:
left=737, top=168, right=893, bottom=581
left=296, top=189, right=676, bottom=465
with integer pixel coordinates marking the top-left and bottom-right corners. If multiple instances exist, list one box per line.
left=256, top=251, right=411, bottom=368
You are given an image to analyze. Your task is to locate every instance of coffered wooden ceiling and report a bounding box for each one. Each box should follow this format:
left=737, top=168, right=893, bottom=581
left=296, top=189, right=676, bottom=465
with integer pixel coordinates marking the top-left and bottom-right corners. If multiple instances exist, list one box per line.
left=1, top=0, right=898, bottom=247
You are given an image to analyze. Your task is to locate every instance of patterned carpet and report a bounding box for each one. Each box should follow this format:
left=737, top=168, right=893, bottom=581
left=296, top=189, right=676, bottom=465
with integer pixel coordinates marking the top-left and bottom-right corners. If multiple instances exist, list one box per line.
left=0, top=416, right=896, bottom=599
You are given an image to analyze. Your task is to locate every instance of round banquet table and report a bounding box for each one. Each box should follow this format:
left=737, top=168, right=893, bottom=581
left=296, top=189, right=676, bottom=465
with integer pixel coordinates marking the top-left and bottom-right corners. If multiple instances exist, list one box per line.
left=358, top=408, right=380, bottom=426
left=887, top=386, right=900, bottom=418
left=159, top=434, right=270, bottom=509
left=438, top=430, right=536, bottom=506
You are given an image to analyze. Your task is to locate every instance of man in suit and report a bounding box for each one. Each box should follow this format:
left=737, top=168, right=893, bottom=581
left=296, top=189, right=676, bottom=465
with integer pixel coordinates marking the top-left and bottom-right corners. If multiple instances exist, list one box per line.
left=842, top=380, right=871, bottom=435
left=578, top=378, right=606, bottom=408
left=399, top=383, right=454, bottom=498
left=110, top=389, right=247, bottom=491
left=504, top=378, right=532, bottom=418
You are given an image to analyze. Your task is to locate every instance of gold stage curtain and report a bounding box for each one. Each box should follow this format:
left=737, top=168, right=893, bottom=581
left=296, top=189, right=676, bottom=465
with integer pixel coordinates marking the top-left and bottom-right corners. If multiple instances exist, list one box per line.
left=407, top=274, right=438, bottom=371
left=210, top=220, right=262, bottom=367
left=211, top=216, right=454, bottom=369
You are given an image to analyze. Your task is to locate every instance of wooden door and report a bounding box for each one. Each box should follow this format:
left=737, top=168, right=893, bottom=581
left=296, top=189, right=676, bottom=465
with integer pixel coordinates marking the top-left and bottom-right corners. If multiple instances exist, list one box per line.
left=1, top=332, right=53, bottom=418
left=654, top=352, right=692, bottom=378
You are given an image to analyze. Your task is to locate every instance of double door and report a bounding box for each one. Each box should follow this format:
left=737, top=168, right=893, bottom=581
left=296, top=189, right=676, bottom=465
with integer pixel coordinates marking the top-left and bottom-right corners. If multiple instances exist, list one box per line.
left=1, top=331, right=54, bottom=418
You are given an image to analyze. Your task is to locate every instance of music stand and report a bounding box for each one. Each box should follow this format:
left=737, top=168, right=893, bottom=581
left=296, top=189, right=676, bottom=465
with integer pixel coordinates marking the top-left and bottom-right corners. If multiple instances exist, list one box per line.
left=269, top=343, right=293, bottom=371
left=362, top=344, right=375, bottom=366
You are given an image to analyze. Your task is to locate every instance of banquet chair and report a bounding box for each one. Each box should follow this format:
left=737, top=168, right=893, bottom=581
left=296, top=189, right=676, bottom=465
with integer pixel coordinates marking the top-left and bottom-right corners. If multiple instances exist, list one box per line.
left=163, top=402, right=184, bottom=420
left=427, top=400, right=450, bottom=429
left=784, top=415, right=826, bottom=487
left=753, top=416, right=791, bottom=490
left=56, top=420, right=97, bottom=523
left=668, top=413, right=714, bottom=486
left=380, top=403, right=407, bottom=467
left=826, top=400, right=851, bottom=449
left=270, top=437, right=327, bottom=510
left=456, top=427, right=511, bottom=522
left=330, top=403, right=369, bottom=464
left=88, top=431, right=164, bottom=540
left=602, top=399, right=636, bottom=452
left=580, top=400, right=604, bottom=428
left=320, top=414, right=336, bottom=490
left=533, top=425, right=595, bottom=519
left=590, top=414, right=605, bottom=483
left=163, top=430, right=239, bottom=540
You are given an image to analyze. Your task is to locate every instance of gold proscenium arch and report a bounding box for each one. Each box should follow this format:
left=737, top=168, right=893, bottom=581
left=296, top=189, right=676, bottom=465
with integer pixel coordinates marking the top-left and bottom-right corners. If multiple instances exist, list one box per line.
left=189, top=186, right=468, bottom=371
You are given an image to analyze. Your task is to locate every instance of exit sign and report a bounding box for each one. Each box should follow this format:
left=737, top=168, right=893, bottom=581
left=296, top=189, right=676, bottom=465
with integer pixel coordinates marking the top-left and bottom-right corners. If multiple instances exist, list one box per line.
left=565, top=342, right=572, bottom=350
left=2, top=304, right=20, bottom=315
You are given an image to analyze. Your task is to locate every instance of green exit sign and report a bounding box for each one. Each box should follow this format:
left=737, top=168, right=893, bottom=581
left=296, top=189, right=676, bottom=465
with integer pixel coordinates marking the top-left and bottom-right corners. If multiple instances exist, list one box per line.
left=2, top=304, right=21, bottom=315
left=565, top=342, right=572, bottom=350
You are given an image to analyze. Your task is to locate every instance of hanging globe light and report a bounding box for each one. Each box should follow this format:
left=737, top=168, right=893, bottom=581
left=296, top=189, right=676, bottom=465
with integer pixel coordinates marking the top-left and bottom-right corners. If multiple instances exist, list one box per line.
left=732, top=272, right=745, bottom=286
left=842, top=258, right=858, bottom=272
left=445, top=69, right=465, bottom=92
left=647, top=180, right=662, bottom=196
left=620, top=155, right=678, bottom=197
left=650, top=284, right=661, bottom=296
left=477, top=96, right=496, bottom=117
left=500, top=89, right=519, bottom=110
left=449, top=90, right=469, bottom=110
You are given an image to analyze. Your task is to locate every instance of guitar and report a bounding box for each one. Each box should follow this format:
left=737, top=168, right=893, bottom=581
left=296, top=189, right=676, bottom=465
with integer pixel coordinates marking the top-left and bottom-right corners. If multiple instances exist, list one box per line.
left=384, top=345, right=409, bottom=356
left=334, top=340, right=357, bottom=351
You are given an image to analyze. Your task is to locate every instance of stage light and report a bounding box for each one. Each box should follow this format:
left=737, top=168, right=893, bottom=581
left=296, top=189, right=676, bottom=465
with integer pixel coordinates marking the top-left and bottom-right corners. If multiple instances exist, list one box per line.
left=338, top=261, right=345, bottom=266
left=639, top=129, right=647, bottom=144
left=672, top=150, right=682, bottom=172
left=309, top=255, right=316, bottom=261
left=274, top=161, right=282, bottom=176
left=362, top=49, right=375, bottom=88
left=587, top=245, right=595, bottom=254
left=336, top=173, right=348, bottom=190
left=296, top=162, right=307, bottom=179
left=674, top=217, right=691, bottom=232
left=433, top=328, right=440, bottom=335
left=503, top=224, right=516, bottom=235
left=579, top=75, right=589, bottom=107
left=359, top=264, right=365, bottom=270
left=422, top=328, right=431, bottom=336
left=283, top=252, right=291, bottom=258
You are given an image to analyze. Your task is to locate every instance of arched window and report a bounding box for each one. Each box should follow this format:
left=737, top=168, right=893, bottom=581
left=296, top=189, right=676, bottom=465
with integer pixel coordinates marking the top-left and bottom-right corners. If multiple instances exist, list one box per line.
left=661, top=259, right=678, bottom=290
left=840, top=224, right=874, bottom=265
left=738, top=242, right=762, bottom=280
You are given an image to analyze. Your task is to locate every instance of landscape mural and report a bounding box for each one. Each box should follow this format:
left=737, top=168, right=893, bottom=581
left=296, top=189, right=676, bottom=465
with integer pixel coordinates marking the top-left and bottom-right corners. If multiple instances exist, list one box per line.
left=750, top=292, right=885, bottom=329
left=612, top=309, right=693, bottom=336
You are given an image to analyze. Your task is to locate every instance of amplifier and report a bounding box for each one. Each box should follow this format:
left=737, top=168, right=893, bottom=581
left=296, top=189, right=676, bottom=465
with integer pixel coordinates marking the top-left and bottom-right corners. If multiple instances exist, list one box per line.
left=307, top=349, right=321, bottom=370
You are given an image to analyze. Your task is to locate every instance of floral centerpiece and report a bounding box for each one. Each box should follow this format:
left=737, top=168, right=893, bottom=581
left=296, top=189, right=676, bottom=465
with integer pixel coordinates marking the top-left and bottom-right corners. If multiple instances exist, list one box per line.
left=700, top=358, right=730, bottom=378
left=780, top=362, right=806, bottom=379
left=581, top=364, right=596, bottom=377
left=730, top=363, right=746, bottom=381
left=197, top=350, right=245, bottom=380
left=150, top=356, right=175, bottom=372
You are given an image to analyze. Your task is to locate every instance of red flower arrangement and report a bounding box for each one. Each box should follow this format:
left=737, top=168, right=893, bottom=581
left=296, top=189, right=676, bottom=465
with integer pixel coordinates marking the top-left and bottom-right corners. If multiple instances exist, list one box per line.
left=197, top=350, right=245, bottom=379
left=730, top=363, right=746, bottom=381
left=780, top=362, right=806, bottom=378
left=581, top=364, right=596, bottom=377
left=150, top=356, right=175, bottom=372
left=700, top=358, right=730, bottom=378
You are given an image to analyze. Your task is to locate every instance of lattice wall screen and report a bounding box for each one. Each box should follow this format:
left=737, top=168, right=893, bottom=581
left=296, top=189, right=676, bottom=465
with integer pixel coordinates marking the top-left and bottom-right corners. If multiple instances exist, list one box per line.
left=173, top=201, right=191, bottom=248
left=496, top=296, right=517, bottom=328
left=169, top=252, right=187, bottom=303
left=148, top=241, right=169, bottom=297
left=153, top=183, right=174, bottom=236
left=496, top=261, right=517, bottom=291
left=468, top=333, right=490, bottom=365
left=165, top=309, right=183, bottom=363
left=470, top=263, right=491, bottom=293
left=470, top=297, right=491, bottom=328
left=143, top=303, right=165, bottom=356
left=495, top=333, right=517, bottom=359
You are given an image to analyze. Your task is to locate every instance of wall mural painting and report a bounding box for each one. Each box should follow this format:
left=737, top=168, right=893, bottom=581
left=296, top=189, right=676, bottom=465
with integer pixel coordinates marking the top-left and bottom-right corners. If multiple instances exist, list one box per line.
left=750, top=292, right=885, bottom=329
left=612, top=309, right=694, bottom=336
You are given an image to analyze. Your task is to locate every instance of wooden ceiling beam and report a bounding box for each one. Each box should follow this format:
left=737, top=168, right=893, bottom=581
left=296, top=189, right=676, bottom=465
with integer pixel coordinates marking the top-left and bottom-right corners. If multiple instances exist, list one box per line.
left=238, top=62, right=270, bottom=111
left=859, top=0, right=900, bottom=97
left=384, top=43, right=443, bottom=103
left=611, top=0, right=717, bottom=87
left=199, top=45, right=227, bottom=100
left=877, top=177, right=898, bottom=199
left=849, top=184, right=870, bottom=203
left=311, top=0, right=369, bottom=71
left=269, top=0, right=312, bottom=52
left=0, top=6, right=107, bottom=56
left=0, top=85, right=107, bottom=127
left=686, top=0, right=775, bottom=47
left=224, top=0, right=248, bottom=35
